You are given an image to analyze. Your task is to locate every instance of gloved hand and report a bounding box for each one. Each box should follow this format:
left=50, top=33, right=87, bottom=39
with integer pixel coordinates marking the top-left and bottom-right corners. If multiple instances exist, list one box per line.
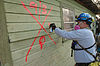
left=49, top=23, right=56, bottom=30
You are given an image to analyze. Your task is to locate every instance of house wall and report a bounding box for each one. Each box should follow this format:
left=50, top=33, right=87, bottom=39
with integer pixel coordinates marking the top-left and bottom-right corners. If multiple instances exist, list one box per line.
left=0, top=0, right=13, bottom=66
left=0, top=0, right=96, bottom=66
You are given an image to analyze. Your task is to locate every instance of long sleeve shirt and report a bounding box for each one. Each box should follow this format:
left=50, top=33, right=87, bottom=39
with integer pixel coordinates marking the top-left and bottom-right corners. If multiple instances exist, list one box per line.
left=55, top=28, right=97, bottom=63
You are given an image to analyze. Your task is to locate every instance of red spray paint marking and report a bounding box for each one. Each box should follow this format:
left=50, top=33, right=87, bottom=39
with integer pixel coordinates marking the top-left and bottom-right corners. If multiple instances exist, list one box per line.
left=21, top=2, right=56, bottom=44
left=39, top=1, right=41, bottom=20
left=30, top=2, right=37, bottom=14
left=42, top=4, right=47, bottom=14
left=20, top=1, right=56, bottom=62
left=39, top=36, right=45, bottom=50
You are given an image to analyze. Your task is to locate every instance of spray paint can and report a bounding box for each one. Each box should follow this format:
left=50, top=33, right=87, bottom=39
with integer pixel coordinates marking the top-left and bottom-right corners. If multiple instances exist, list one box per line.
left=50, top=27, right=53, bottom=33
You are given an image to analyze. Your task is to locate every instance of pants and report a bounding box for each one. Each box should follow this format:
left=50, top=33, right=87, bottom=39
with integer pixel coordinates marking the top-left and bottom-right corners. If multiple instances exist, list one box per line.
left=75, top=63, right=90, bottom=66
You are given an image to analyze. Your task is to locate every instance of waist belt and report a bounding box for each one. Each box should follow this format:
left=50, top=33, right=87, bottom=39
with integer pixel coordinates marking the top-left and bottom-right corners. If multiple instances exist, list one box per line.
left=74, top=43, right=96, bottom=50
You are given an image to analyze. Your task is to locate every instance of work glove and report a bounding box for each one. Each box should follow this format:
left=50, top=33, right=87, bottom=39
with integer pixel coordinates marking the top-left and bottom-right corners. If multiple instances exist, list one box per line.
left=49, top=23, right=56, bottom=30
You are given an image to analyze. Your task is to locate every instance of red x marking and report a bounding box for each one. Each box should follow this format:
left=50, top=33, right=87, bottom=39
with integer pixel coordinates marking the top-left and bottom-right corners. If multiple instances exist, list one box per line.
left=21, top=1, right=56, bottom=62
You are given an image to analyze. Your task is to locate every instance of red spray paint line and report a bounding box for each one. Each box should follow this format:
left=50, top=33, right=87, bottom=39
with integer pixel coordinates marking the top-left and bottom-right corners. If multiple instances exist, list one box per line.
left=39, top=36, right=45, bottom=50
left=20, top=1, right=56, bottom=62
left=42, top=4, right=47, bottom=14
left=30, top=2, right=37, bottom=14
left=39, top=1, right=41, bottom=20
left=21, top=1, right=55, bottom=44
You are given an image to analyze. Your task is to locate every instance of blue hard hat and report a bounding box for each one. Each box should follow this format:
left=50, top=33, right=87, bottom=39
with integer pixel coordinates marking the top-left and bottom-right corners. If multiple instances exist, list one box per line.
left=76, top=13, right=93, bottom=23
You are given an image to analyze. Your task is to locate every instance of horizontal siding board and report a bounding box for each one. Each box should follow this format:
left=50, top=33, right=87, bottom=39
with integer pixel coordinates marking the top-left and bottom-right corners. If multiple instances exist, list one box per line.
left=6, top=13, right=61, bottom=22
left=25, top=56, right=48, bottom=66
left=7, top=22, right=61, bottom=32
left=11, top=38, right=58, bottom=61
left=7, top=23, right=45, bottom=32
left=8, top=22, right=61, bottom=42
left=26, top=50, right=59, bottom=66
left=75, top=9, right=83, bottom=15
left=11, top=45, right=39, bottom=61
left=41, top=2, right=60, bottom=10
left=4, top=0, right=60, bottom=6
left=4, top=0, right=39, bottom=5
left=12, top=42, right=59, bottom=66
left=13, top=51, right=41, bottom=66
left=9, top=30, right=59, bottom=42
left=9, top=29, right=49, bottom=42
left=4, top=2, right=60, bottom=14
left=28, top=50, right=60, bottom=66
left=42, top=0, right=60, bottom=6
left=10, top=34, right=59, bottom=51
left=26, top=58, right=48, bottom=66
left=24, top=38, right=61, bottom=66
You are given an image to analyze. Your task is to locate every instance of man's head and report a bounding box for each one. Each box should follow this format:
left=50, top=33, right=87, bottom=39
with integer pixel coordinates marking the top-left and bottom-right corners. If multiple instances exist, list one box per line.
left=78, top=21, right=90, bottom=29
left=76, top=13, right=93, bottom=29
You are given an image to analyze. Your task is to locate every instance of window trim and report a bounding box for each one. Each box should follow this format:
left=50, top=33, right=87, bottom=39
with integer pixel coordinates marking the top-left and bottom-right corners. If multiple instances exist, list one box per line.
left=60, top=3, right=75, bottom=43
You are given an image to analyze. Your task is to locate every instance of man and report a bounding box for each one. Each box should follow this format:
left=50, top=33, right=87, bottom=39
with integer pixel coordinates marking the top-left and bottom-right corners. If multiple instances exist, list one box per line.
left=50, top=13, right=97, bottom=66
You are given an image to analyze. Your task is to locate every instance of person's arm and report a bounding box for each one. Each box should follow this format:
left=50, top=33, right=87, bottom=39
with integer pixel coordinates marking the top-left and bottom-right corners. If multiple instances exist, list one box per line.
left=55, top=28, right=84, bottom=40
left=49, top=23, right=85, bottom=40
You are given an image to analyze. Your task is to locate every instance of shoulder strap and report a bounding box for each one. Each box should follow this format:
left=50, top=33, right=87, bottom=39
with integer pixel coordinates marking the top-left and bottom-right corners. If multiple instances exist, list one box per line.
left=74, top=43, right=96, bottom=50
left=76, top=41, right=97, bottom=61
